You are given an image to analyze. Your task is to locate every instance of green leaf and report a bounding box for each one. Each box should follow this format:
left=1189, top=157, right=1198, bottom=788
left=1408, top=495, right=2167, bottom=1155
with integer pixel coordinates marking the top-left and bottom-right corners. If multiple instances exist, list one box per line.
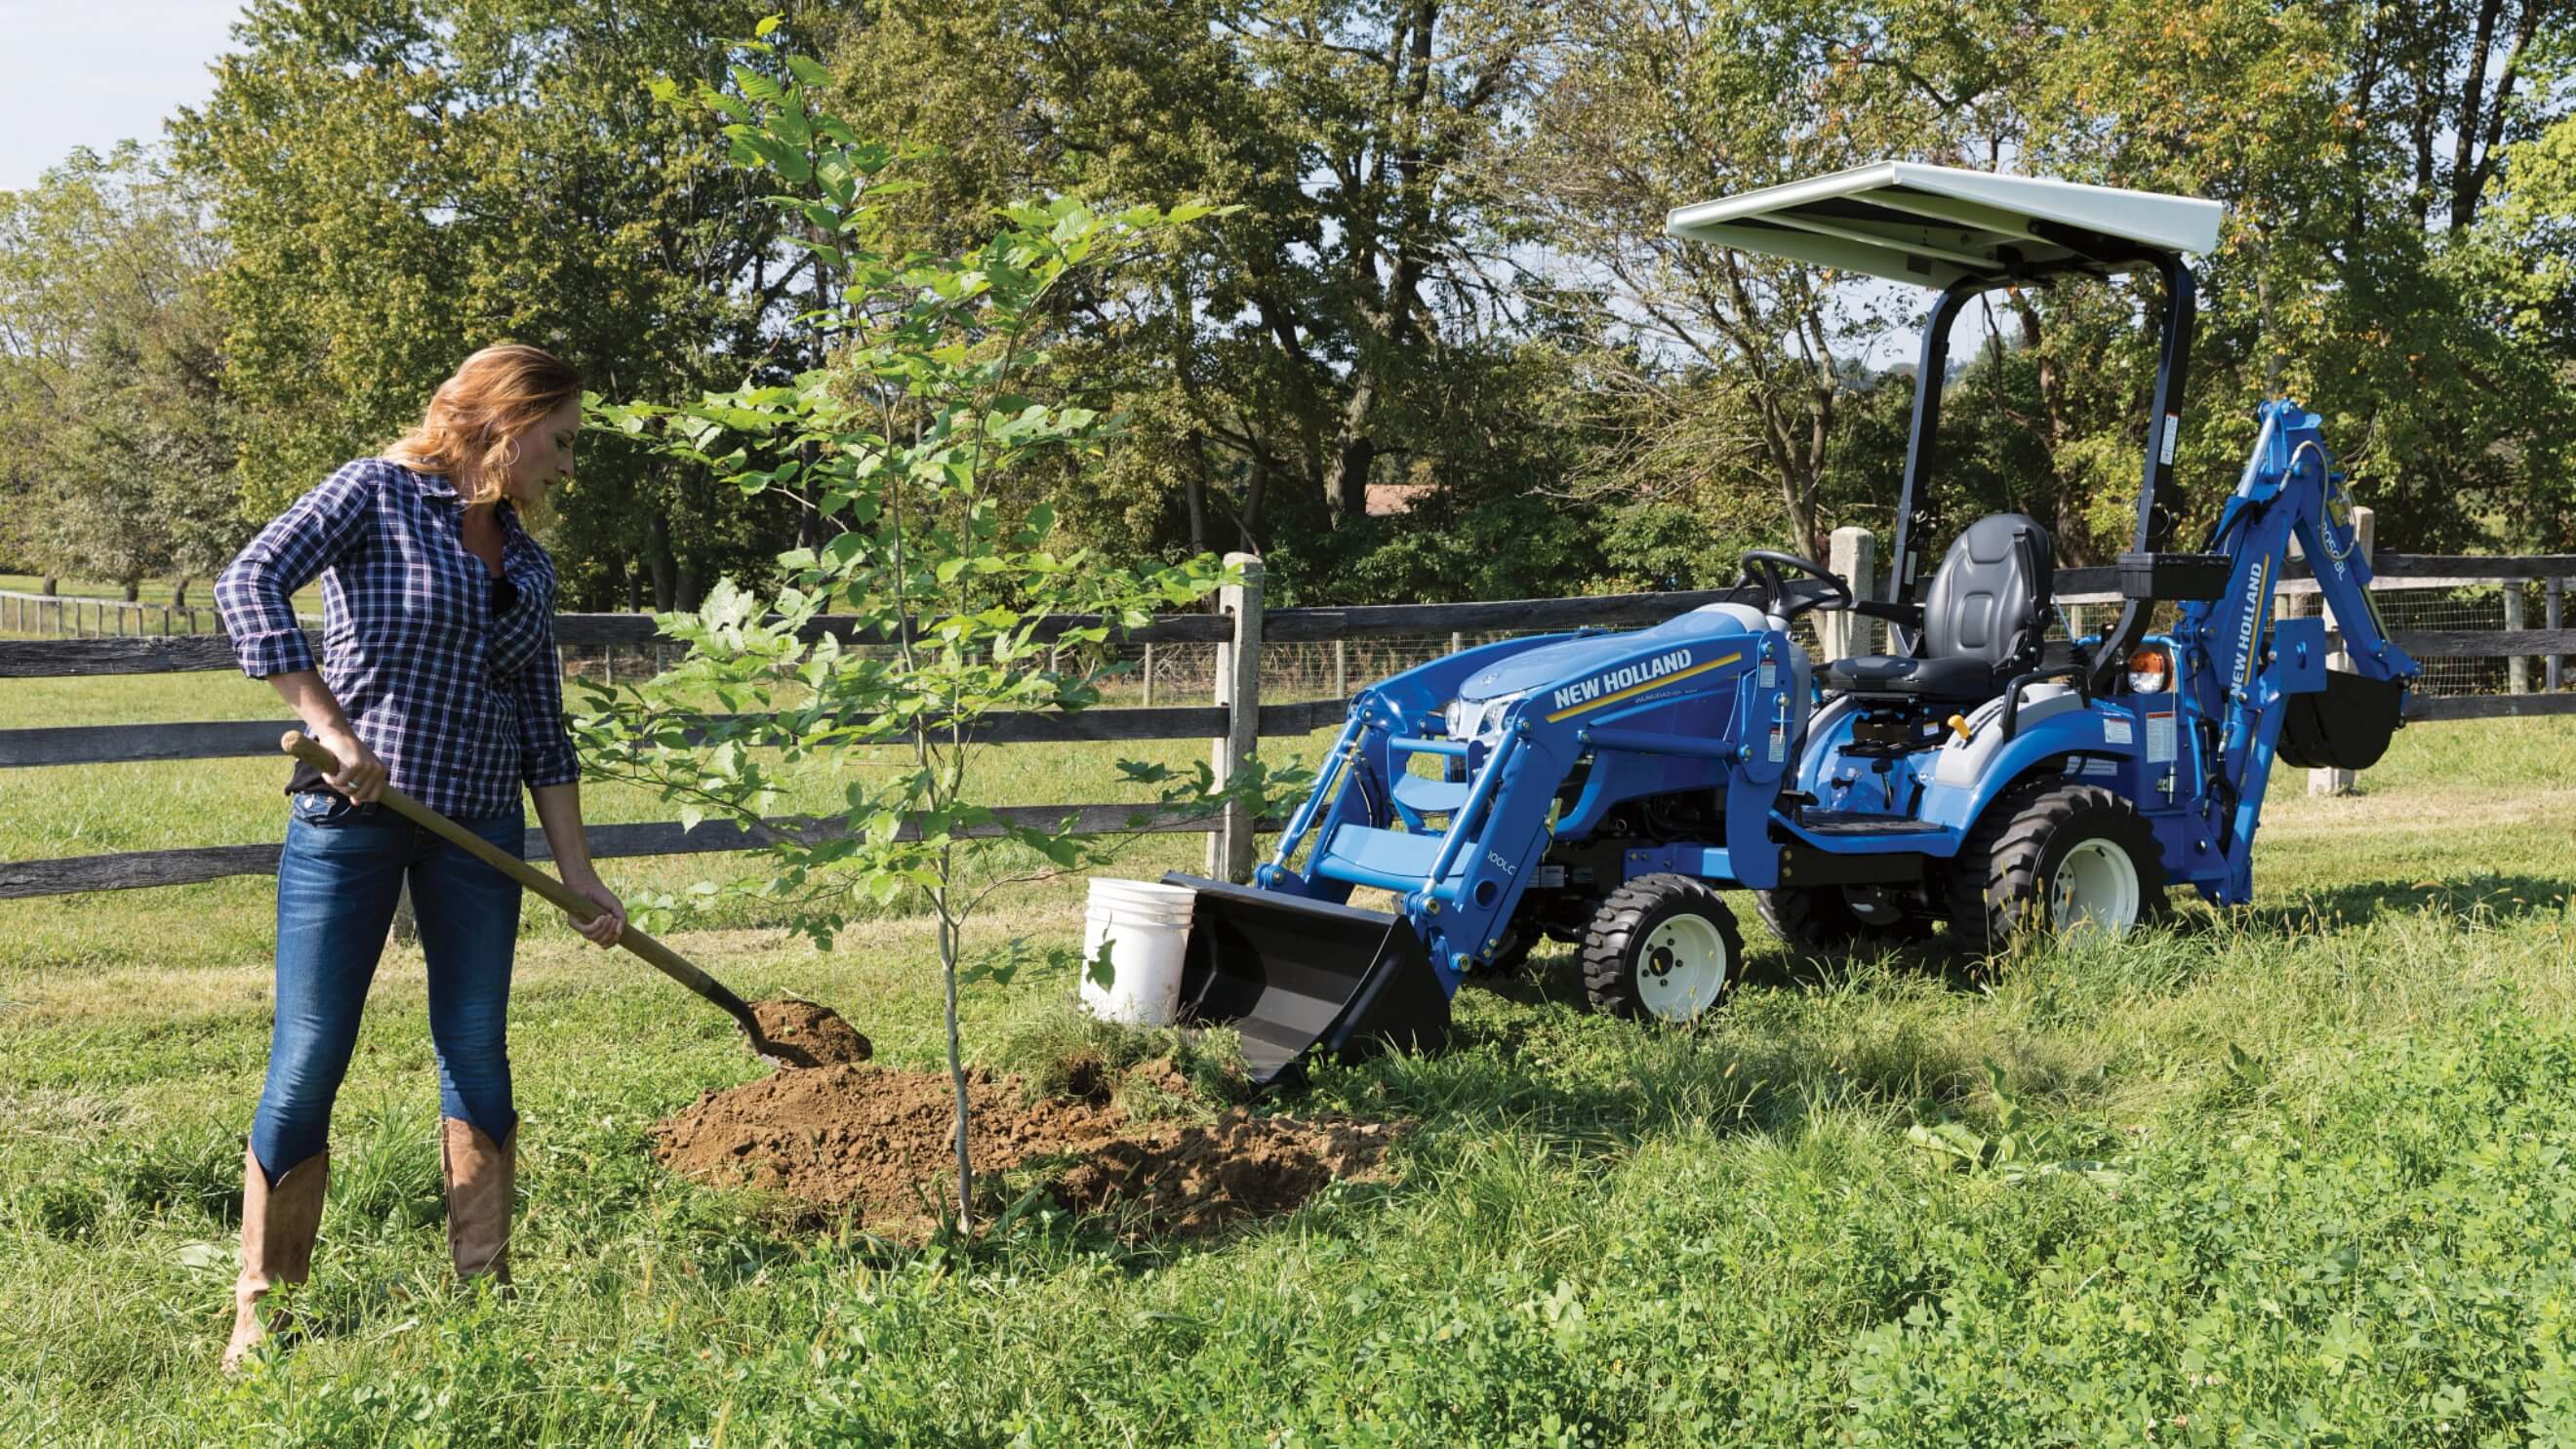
left=731, top=65, right=785, bottom=107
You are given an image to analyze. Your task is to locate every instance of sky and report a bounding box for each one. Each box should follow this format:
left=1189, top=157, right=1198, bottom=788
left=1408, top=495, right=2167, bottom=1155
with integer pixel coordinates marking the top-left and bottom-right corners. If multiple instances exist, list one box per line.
left=0, top=0, right=247, bottom=192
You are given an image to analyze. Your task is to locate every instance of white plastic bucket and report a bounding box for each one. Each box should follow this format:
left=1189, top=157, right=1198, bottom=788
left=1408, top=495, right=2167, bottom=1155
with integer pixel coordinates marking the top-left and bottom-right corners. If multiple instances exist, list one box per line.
left=1077, top=878, right=1198, bottom=1026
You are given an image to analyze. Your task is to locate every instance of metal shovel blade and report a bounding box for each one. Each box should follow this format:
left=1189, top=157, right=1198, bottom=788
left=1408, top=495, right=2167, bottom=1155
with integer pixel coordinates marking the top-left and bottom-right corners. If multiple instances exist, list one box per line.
left=1160, top=872, right=1451, bottom=1088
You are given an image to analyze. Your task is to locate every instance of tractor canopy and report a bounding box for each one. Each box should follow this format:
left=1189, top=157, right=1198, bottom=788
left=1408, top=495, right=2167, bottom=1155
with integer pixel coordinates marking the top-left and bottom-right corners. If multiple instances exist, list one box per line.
left=1664, top=161, right=2222, bottom=289
left=1667, top=162, right=2230, bottom=692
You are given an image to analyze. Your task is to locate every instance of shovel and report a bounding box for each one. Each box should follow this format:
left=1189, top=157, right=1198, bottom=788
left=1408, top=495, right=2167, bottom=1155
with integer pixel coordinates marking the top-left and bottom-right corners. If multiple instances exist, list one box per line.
left=280, top=730, right=848, bottom=1068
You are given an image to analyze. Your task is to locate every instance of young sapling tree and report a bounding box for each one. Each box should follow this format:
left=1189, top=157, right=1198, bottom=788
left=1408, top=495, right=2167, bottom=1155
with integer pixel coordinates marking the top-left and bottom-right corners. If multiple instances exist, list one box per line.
left=578, top=33, right=1292, bottom=1230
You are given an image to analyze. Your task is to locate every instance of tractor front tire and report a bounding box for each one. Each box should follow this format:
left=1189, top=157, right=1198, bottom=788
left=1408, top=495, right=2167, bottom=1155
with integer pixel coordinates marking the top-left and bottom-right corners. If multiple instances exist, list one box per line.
left=1580, top=874, right=1744, bottom=1021
left=1949, top=782, right=2167, bottom=951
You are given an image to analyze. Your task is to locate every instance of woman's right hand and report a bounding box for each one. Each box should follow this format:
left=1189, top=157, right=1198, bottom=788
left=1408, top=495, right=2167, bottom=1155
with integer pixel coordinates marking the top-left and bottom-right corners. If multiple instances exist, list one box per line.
left=315, top=727, right=388, bottom=803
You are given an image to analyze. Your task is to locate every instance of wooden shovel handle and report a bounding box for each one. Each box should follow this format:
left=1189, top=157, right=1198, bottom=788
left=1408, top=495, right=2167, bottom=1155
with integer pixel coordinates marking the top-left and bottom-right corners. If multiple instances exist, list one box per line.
left=279, top=731, right=767, bottom=1040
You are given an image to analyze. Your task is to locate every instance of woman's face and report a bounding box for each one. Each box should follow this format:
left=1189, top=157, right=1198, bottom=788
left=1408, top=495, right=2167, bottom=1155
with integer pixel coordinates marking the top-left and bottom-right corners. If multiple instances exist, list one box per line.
left=501, top=399, right=582, bottom=507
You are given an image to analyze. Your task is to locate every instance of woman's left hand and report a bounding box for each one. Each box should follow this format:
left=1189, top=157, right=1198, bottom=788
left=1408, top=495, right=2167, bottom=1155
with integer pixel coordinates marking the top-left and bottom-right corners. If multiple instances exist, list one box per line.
left=559, top=871, right=625, bottom=947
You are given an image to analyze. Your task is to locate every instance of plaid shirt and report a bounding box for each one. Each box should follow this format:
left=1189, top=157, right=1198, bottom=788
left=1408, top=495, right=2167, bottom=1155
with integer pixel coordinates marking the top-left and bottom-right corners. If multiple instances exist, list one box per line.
left=216, top=458, right=581, bottom=820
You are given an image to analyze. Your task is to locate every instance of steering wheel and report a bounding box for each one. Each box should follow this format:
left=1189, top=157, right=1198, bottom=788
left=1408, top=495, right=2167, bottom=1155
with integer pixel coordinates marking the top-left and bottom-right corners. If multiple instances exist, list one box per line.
left=1736, top=549, right=1854, bottom=623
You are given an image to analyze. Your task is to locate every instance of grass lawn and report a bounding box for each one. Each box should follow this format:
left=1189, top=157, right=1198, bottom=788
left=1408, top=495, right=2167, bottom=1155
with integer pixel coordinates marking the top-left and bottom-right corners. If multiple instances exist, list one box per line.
left=5, top=668, right=2576, bottom=1443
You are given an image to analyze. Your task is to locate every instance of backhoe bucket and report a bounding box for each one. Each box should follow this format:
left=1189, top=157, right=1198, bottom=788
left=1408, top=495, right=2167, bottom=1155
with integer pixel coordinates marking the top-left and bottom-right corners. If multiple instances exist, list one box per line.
left=2278, top=669, right=2405, bottom=771
left=1161, top=873, right=1450, bottom=1088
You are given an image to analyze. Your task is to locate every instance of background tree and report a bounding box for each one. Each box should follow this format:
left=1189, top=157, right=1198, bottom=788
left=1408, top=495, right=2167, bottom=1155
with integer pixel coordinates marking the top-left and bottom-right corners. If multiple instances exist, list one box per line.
left=8, top=0, right=2555, bottom=612
left=829, top=0, right=1606, bottom=604
left=173, top=0, right=839, bottom=608
left=0, top=143, right=238, bottom=600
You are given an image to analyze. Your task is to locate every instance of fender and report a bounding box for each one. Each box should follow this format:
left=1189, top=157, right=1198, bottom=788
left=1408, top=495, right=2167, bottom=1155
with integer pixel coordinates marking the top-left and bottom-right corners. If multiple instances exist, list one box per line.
left=1914, top=693, right=2140, bottom=843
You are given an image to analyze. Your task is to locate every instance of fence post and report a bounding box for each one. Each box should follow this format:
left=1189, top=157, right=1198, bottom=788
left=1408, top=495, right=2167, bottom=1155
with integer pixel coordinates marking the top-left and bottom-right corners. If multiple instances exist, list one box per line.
left=2504, top=585, right=2528, bottom=695
left=1822, top=526, right=1875, bottom=660
left=1208, top=551, right=1265, bottom=882
left=1141, top=642, right=1154, bottom=706
left=2310, top=505, right=2372, bottom=797
left=1333, top=639, right=1348, bottom=701
left=2549, top=577, right=2564, bottom=693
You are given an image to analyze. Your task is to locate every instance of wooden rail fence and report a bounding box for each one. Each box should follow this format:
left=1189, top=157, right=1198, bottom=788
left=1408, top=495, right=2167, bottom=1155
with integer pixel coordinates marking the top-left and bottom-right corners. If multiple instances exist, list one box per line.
left=4, top=548, right=2571, bottom=902
left=0, top=587, right=319, bottom=641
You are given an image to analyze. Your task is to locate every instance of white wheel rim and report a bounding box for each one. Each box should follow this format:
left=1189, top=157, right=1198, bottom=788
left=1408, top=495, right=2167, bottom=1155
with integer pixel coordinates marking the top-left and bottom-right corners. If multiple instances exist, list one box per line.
left=2050, top=838, right=2141, bottom=939
left=1635, top=913, right=1730, bottom=1019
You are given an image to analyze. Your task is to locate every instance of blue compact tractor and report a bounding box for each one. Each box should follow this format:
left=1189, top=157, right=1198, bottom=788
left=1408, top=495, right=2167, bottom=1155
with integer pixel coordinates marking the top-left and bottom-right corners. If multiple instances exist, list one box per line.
left=1165, top=163, right=2420, bottom=1085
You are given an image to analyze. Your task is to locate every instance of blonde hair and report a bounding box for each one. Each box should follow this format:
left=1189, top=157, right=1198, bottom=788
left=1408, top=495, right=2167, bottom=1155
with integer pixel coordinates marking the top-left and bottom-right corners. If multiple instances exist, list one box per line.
left=382, top=343, right=584, bottom=510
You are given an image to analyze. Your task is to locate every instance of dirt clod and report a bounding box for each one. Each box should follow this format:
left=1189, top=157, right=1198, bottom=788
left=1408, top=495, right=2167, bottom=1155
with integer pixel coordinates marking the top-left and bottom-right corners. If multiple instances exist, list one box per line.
left=651, top=1064, right=1400, bottom=1242
left=747, top=998, right=871, bottom=1068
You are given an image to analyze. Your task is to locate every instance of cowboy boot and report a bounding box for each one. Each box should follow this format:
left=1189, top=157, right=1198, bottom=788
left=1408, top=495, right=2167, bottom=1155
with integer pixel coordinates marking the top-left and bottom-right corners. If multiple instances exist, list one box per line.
left=440, top=1117, right=516, bottom=1285
left=223, top=1145, right=329, bottom=1373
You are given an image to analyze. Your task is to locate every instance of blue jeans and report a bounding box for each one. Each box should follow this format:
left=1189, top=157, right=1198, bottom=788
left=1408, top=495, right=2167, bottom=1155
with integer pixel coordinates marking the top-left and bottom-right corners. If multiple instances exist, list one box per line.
left=251, top=792, right=525, bottom=1184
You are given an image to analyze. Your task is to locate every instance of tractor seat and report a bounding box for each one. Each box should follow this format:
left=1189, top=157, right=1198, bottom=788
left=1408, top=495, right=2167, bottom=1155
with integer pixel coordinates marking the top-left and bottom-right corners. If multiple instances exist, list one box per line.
left=1823, top=513, right=2054, bottom=702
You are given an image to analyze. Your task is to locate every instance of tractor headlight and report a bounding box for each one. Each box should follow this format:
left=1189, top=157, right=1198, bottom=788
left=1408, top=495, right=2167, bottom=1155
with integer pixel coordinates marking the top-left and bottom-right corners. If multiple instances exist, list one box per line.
left=1444, top=690, right=1528, bottom=742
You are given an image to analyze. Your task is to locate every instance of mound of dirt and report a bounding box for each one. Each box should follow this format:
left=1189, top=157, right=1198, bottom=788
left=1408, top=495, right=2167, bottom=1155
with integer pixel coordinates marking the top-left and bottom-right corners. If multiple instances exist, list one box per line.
left=1054, top=1109, right=1405, bottom=1240
left=747, top=998, right=872, bottom=1067
left=651, top=1064, right=1401, bottom=1242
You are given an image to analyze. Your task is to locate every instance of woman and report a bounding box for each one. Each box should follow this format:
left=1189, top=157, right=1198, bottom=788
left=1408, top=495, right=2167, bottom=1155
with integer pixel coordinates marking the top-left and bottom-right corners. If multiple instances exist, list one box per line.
left=212, top=342, right=627, bottom=1371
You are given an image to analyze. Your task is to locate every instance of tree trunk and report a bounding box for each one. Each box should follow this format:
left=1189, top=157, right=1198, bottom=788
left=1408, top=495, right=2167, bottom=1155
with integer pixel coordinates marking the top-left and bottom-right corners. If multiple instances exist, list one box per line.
left=2009, top=293, right=2078, bottom=556
left=171, top=578, right=190, bottom=609
left=940, top=910, right=971, bottom=1233
left=1322, top=373, right=1379, bottom=525
left=1183, top=434, right=1210, bottom=554
left=676, top=567, right=705, bottom=613
left=647, top=513, right=677, bottom=611
left=1242, top=452, right=1271, bottom=549
left=40, top=576, right=57, bottom=595
left=624, top=556, right=645, bottom=612
left=122, top=578, right=141, bottom=602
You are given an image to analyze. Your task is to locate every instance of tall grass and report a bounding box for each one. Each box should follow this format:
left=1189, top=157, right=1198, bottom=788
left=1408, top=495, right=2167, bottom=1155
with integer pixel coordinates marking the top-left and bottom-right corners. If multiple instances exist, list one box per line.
left=4, top=690, right=2574, bottom=1443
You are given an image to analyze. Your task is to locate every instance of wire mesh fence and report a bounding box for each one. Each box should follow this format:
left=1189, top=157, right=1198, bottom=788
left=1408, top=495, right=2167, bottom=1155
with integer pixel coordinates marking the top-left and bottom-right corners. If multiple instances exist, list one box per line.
left=555, top=583, right=2571, bottom=710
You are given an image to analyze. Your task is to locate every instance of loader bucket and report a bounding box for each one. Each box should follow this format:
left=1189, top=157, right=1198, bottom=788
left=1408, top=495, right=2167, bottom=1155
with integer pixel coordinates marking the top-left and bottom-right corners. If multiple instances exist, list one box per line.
left=2277, top=669, right=2405, bottom=771
left=1160, top=873, right=1451, bottom=1088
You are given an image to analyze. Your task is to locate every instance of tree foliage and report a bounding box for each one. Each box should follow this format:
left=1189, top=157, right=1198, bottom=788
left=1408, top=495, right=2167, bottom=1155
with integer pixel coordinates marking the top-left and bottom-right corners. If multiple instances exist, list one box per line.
left=171, top=0, right=832, bottom=609
left=0, top=145, right=237, bottom=597
left=8, top=0, right=2560, bottom=605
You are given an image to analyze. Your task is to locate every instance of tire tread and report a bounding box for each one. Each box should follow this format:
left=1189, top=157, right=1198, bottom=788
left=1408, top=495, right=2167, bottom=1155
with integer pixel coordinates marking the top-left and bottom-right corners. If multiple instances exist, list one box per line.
left=1580, top=872, right=1743, bottom=1020
left=1948, top=781, right=2169, bottom=949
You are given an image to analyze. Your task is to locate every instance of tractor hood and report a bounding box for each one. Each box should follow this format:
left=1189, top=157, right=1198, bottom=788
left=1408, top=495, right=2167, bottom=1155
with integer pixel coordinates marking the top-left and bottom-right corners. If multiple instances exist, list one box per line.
left=1456, top=603, right=1771, bottom=703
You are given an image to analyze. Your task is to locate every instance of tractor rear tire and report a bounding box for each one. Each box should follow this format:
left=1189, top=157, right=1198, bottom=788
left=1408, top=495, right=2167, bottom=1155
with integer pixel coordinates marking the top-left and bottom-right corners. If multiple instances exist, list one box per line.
left=1753, top=886, right=1934, bottom=955
left=1949, top=782, right=2167, bottom=951
left=1580, top=874, right=1744, bottom=1021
